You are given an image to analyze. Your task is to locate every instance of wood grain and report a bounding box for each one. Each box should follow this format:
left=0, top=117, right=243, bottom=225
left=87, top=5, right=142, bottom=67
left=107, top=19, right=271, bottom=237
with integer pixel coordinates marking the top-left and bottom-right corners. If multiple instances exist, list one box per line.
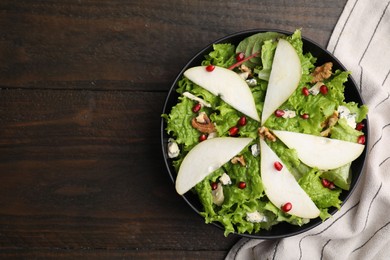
left=0, top=0, right=347, bottom=258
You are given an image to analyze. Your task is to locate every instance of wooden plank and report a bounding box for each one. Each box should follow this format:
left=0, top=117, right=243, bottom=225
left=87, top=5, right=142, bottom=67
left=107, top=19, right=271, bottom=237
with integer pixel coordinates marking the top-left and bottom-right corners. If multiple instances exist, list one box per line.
left=0, top=0, right=346, bottom=91
left=0, top=249, right=230, bottom=260
left=0, top=89, right=239, bottom=252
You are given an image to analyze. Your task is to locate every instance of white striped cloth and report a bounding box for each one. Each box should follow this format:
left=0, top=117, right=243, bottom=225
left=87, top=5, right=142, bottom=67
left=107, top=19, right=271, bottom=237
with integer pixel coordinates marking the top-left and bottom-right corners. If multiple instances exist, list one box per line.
left=226, top=0, right=390, bottom=259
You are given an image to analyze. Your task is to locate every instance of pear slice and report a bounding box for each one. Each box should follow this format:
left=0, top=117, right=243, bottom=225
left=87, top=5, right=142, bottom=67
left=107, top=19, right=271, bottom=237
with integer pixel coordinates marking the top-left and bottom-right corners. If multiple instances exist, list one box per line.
left=184, top=66, right=260, bottom=121
left=176, top=137, right=253, bottom=195
left=261, top=39, right=302, bottom=124
left=272, top=130, right=365, bottom=170
left=260, top=139, right=320, bottom=218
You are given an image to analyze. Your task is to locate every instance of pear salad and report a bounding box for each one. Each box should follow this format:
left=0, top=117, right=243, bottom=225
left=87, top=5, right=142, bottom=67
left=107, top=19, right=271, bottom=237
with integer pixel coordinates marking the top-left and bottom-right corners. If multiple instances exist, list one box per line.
left=162, top=30, right=368, bottom=236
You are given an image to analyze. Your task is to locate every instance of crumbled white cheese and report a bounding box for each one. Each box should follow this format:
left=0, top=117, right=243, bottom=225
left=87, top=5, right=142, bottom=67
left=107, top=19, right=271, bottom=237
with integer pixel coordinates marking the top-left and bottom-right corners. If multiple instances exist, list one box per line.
left=251, top=144, right=260, bottom=157
left=308, top=82, right=324, bottom=95
left=246, top=78, right=257, bottom=87
left=212, top=183, right=224, bottom=206
left=337, top=105, right=357, bottom=129
left=282, top=109, right=296, bottom=119
left=239, top=71, right=250, bottom=80
left=246, top=211, right=267, bottom=223
left=167, top=139, right=180, bottom=158
left=195, top=111, right=207, bottom=123
left=219, top=173, right=232, bottom=185
left=182, top=92, right=211, bottom=107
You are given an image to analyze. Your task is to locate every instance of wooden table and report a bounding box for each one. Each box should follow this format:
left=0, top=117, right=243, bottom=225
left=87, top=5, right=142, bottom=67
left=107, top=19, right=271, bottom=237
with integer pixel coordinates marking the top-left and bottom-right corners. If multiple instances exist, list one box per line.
left=0, top=1, right=347, bottom=259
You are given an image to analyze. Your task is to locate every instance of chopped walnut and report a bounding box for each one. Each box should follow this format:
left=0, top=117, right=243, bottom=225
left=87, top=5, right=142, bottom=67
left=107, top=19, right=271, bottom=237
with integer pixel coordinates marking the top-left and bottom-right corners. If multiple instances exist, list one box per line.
left=238, top=64, right=258, bottom=84
left=258, top=126, right=276, bottom=142
left=311, top=62, right=333, bottom=83
left=191, top=112, right=216, bottom=134
left=231, top=155, right=246, bottom=167
left=320, top=111, right=339, bottom=137
left=240, top=64, right=252, bottom=74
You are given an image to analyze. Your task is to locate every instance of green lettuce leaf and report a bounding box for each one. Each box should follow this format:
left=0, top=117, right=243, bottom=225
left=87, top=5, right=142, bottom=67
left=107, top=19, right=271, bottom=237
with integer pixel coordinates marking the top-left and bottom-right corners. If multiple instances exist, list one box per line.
left=321, top=163, right=352, bottom=190
left=201, top=43, right=236, bottom=68
left=163, top=97, right=199, bottom=148
left=236, top=32, right=284, bottom=68
left=299, top=169, right=342, bottom=218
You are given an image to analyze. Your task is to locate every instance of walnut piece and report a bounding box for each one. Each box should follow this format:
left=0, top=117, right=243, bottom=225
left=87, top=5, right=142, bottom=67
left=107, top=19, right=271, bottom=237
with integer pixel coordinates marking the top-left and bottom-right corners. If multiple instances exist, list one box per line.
left=311, top=62, right=333, bottom=83
left=231, top=155, right=246, bottom=167
left=240, top=64, right=252, bottom=74
left=320, top=111, right=339, bottom=137
left=258, top=126, right=276, bottom=142
left=191, top=112, right=216, bottom=134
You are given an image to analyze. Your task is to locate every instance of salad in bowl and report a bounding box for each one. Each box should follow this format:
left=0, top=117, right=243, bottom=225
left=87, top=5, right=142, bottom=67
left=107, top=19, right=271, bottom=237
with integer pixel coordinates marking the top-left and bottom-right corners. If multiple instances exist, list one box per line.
left=161, top=29, right=368, bottom=238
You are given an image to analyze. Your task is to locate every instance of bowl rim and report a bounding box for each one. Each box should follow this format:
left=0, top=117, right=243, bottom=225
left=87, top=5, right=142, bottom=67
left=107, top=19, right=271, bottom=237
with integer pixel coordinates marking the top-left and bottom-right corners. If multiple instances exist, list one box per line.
left=160, top=28, right=369, bottom=239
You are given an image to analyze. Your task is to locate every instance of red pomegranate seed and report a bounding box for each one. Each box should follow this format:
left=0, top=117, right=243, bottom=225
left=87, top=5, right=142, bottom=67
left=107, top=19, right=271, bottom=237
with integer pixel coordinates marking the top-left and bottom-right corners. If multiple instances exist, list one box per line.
left=320, top=85, right=328, bottom=95
left=275, top=109, right=285, bottom=117
left=236, top=52, right=245, bottom=62
left=302, top=87, right=310, bottom=96
left=356, top=122, right=365, bottom=131
left=274, top=161, right=283, bottom=171
left=229, top=126, right=239, bottom=136
left=281, top=202, right=292, bottom=212
left=321, top=178, right=330, bottom=188
left=211, top=182, right=218, bottom=190
left=238, top=116, right=247, bottom=126
left=301, top=113, right=309, bottom=119
left=192, top=103, right=201, bottom=113
left=238, top=181, right=246, bottom=189
left=199, top=134, right=207, bottom=142
left=357, top=135, right=366, bottom=144
left=328, top=182, right=336, bottom=190
left=206, top=65, right=215, bottom=72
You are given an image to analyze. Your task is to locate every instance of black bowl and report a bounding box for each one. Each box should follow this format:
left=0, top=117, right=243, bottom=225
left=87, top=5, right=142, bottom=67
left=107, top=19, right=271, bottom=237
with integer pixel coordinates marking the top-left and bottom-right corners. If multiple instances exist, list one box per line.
left=160, top=29, right=369, bottom=239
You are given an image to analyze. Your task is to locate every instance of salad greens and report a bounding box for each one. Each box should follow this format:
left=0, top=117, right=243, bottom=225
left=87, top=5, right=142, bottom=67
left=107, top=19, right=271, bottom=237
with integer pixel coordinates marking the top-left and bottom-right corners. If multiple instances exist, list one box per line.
left=163, top=30, right=368, bottom=236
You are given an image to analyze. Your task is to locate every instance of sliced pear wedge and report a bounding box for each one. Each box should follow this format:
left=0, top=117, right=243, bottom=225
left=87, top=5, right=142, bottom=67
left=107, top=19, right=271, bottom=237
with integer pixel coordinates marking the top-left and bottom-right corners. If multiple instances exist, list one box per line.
left=261, top=39, right=302, bottom=124
left=272, top=130, right=365, bottom=170
left=260, top=139, right=320, bottom=219
left=184, top=66, right=260, bottom=121
left=176, top=137, right=253, bottom=195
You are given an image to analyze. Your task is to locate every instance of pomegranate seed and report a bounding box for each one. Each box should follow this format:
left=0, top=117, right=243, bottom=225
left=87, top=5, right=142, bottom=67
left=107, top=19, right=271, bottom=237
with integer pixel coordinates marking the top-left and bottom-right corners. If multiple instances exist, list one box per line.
left=328, top=182, right=336, bottom=190
left=301, top=113, right=309, bottom=119
left=238, top=181, right=246, bottom=189
left=199, top=134, right=207, bottom=142
left=321, top=178, right=330, bottom=188
left=320, top=85, right=328, bottom=95
left=356, top=122, right=365, bottom=131
left=281, top=202, right=292, bottom=212
left=274, top=161, right=283, bottom=171
left=302, top=87, right=310, bottom=96
left=236, top=52, right=245, bottom=62
left=357, top=135, right=366, bottom=144
left=206, top=65, right=215, bottom=72
left=238, top=116, right=247, bottom=126
left=275, top=109, right=285, bottom=117
left=229, top=126, right=239, bottom=136
left=192, top=103, right=201, bottom=113
left=211, top=182, right=218, bottom=190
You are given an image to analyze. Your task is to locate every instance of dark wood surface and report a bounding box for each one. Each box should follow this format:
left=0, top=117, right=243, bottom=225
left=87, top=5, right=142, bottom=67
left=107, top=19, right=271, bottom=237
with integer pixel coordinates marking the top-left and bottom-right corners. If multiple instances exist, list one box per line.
left=0, top=1, right=347, bottom=259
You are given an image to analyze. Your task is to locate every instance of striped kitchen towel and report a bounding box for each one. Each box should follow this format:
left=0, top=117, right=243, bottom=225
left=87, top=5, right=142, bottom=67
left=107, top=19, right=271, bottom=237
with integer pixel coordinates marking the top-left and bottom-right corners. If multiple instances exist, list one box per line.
left=226, top=0, right=390, bottom=259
